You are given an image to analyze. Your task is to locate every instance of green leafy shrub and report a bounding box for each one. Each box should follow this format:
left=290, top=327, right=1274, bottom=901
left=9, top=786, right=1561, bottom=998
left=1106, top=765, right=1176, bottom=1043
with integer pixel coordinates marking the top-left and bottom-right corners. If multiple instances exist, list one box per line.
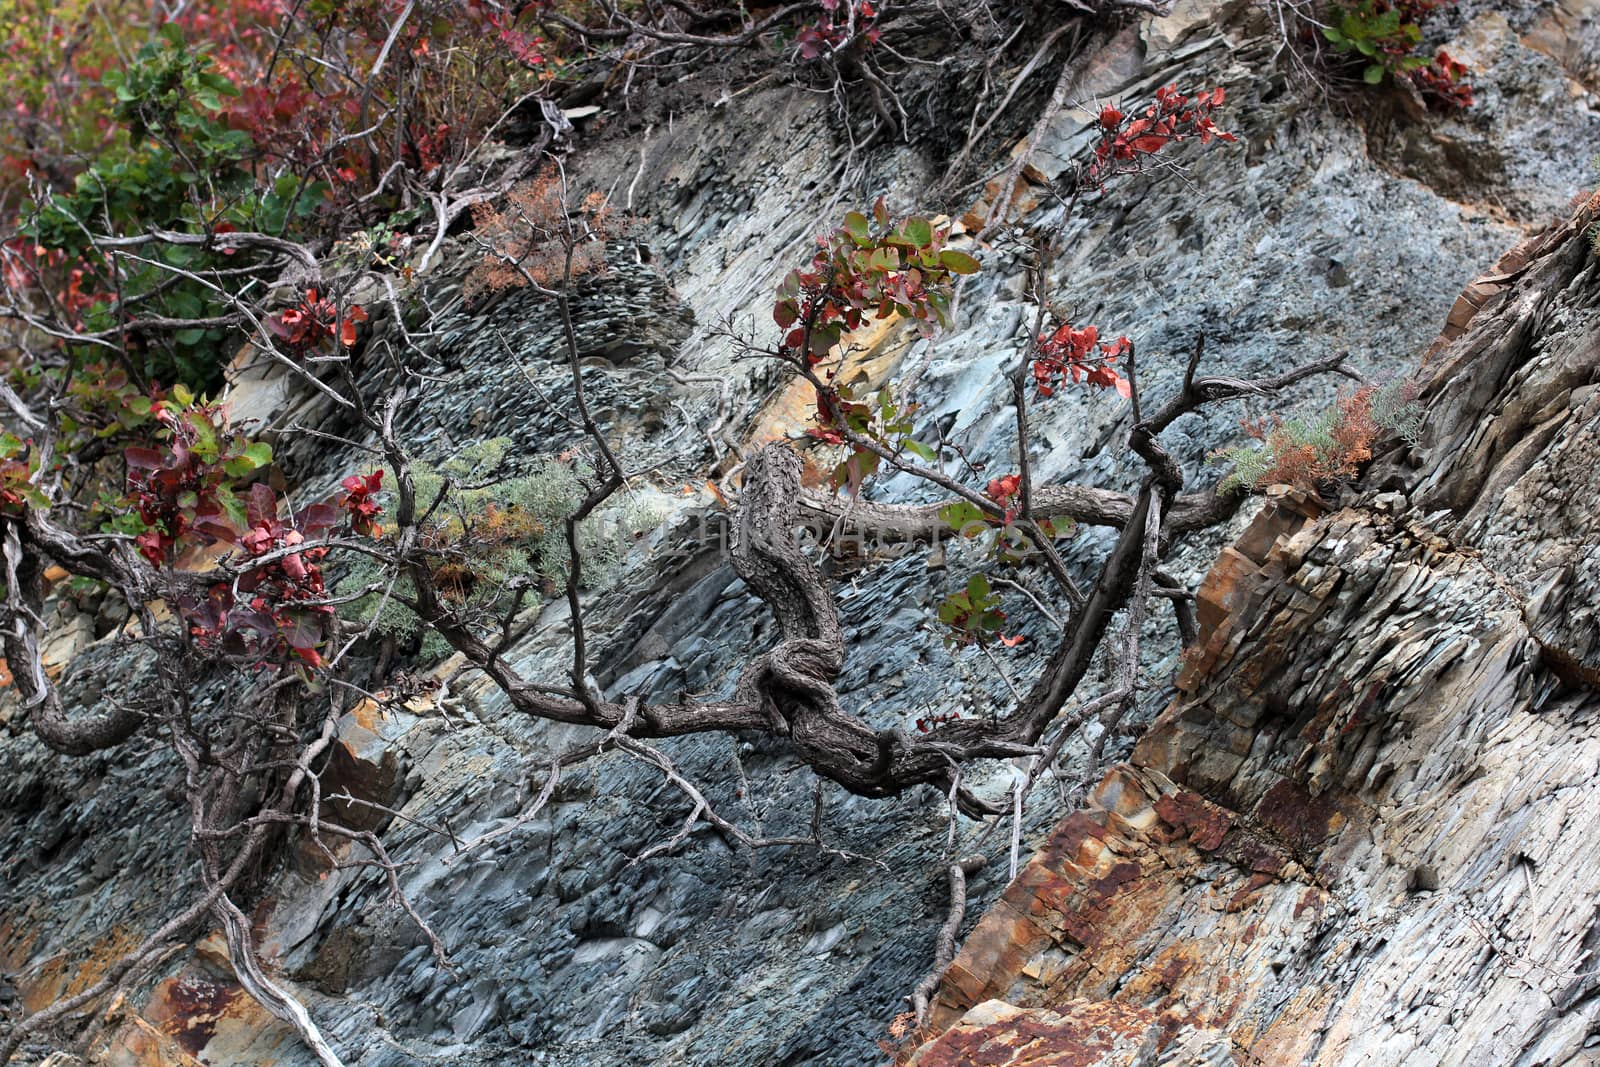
left=1323, top=0, right=1431, bottom=84
left=1321, top=0, right=1474, bottom=107
left=18, top=28, right=306, bottom=389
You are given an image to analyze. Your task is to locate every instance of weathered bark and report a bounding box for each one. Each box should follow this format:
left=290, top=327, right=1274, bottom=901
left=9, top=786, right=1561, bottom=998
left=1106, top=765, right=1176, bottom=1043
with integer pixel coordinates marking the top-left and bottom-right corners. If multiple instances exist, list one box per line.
left=796, top=480, right=1242, bottom=544
left=906, top=186, right=1600, bottom=1065
left=1, top=520, right=145, bottom=756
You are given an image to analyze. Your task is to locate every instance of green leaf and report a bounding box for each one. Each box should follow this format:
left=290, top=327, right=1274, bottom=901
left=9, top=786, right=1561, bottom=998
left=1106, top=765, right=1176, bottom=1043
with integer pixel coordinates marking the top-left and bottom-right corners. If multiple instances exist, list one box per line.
left=842, top=211, right=870, bottom=241
left=1364, top=63, right=1385, bottom=83
left=966, top=573, right=990, bottom=601
left=939, top=501, right=985, bottom=534
left=174, top=328, right=206, bottom=346
left=902, top=439, right=936, bottom=461
left=241, top=441, right=273, bottom=468
left=901, top=217, right=932, bottom=248
left=939, top=249, right=981, bottom=275
left=168, top=289, right=204, bottom=319
left=172, top=382, right=195, bottom=406
left=198, top=71, right=240, bottom=96
left=216, top=485, right=246, bottom=529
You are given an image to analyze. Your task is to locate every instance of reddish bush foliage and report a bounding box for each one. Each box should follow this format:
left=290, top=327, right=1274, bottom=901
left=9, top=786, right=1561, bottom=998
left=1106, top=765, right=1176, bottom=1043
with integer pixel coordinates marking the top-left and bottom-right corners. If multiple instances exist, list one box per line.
left=0, top=433, right=46, bottom=514
left=123, top=392, right=384, bottom=669
left=1033, top=324, right=1132, bottom=398
left=265, top=289, right=368, bottom=354
left=1088, top=85, right=1236, bottom=189
left=340, top=470, right=385, bottom=537
left=1411, top=49, right=1474, bottom=109
left=797, top=0, right=881, bottom=59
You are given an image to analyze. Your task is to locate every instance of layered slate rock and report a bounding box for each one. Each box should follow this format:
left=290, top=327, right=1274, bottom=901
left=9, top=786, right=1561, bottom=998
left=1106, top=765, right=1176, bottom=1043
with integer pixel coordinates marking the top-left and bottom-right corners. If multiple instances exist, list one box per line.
left=5, top=3, right=1600, bottom=1066
left=911, top=196, right=1600, bottom=1064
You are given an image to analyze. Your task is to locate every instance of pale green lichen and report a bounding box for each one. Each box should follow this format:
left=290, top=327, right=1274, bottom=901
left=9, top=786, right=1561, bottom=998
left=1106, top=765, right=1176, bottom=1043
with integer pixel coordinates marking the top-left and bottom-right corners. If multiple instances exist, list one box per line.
left=338, top=437, right=659, bottom=663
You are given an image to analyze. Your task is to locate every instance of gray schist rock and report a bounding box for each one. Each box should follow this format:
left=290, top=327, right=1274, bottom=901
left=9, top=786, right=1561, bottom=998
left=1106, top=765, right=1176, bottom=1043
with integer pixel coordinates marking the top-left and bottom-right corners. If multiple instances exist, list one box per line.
left=910, top=196, right=1600, bottom=1065
left=3, top=2, right=1600, bottom=1065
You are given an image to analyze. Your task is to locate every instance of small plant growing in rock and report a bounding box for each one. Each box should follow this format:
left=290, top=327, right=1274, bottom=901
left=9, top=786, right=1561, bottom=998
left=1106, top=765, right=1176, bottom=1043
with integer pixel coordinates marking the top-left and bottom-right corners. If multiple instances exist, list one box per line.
left=1586, top=163, right=1600, bottom=256
left=464, top=167, right=615, bottom=304
left=1213, top=378, right=1421, bottom=492
left=1321, top=0, right=1474, bottom=106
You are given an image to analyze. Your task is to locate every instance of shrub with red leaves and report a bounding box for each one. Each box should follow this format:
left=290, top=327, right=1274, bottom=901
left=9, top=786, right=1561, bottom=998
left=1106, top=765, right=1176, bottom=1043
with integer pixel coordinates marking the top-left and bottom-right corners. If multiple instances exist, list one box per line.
left=0, top=434, right=47, bottom=515
left=985, top=473, right=1022, bottom=523
left=1088, top=85, right=1236, bottom=189
left=125, top=394, right=272, bottom=565
left=339, top=470, right=385, bottom=537
left=1033, top=324, right=1132, bottom=399
left=797, top=0, right=880, bottom=59
left=122, top=392, right=386, bottom=669
left=178, top=483, right=339, bottom=668
left=264, top=289, right=368, bottom=355
left=1411, top=49, right=1474, bottom=110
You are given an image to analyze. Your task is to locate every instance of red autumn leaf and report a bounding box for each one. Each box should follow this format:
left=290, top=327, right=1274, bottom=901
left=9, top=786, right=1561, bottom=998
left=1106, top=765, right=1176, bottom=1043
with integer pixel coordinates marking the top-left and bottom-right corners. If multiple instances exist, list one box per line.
left=985, top=474, right=1021, bottom=503
left=246, top=482, right=278, bottom=528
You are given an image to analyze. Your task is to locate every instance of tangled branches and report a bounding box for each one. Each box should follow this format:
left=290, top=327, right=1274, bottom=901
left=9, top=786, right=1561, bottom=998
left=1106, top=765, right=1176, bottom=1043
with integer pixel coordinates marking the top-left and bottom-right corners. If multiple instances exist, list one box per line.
left=0, top=55, right=1369, bottom=1060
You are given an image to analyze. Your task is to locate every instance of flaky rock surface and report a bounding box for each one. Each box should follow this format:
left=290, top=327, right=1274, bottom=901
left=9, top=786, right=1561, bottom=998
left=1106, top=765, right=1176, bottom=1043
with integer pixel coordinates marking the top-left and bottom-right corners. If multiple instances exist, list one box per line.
left=909, top=194, right=1600, bottom=1065
left=4, top=0, right=1600, bottom=1064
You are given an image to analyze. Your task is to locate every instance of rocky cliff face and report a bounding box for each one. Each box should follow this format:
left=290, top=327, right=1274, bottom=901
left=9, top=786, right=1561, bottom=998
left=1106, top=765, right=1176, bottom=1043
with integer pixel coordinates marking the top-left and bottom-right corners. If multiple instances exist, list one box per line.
left=3, top=1, right=1599, bottom=1065
left=906, top=191, right=1600, bottom=1066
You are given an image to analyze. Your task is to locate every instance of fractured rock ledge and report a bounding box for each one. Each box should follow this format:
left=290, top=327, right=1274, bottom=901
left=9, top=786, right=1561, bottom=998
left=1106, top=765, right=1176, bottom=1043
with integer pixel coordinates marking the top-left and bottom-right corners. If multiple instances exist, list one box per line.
left=910, top=190, right=1600, bottom=1066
